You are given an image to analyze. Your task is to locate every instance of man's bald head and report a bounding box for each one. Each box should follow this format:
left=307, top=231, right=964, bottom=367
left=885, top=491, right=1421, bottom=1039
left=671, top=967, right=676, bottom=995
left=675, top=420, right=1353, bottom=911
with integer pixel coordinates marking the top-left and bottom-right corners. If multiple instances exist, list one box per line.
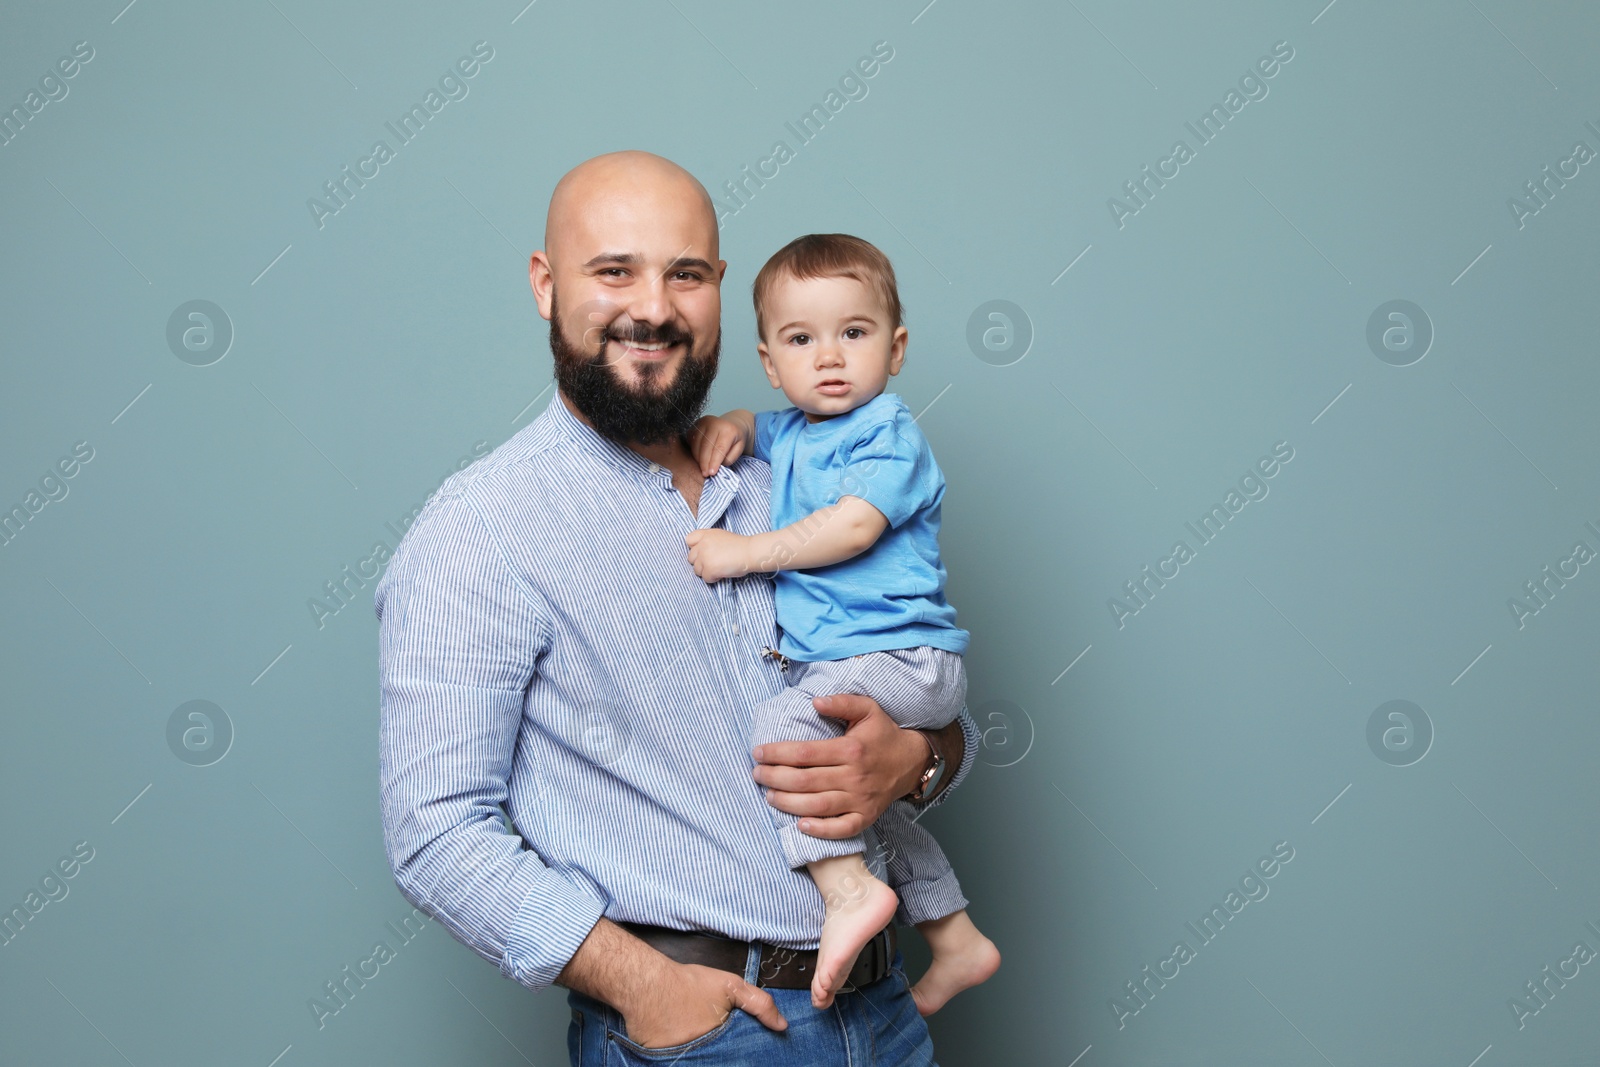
left=528, top=151, right=727, bottom=446
left=543, top=150, right=718, bottom=260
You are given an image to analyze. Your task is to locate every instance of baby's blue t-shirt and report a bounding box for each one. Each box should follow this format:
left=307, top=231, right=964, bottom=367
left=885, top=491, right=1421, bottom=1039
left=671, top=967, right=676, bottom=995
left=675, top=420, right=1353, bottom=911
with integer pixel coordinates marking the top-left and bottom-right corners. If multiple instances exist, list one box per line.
left=752, top=392, right=969, bottom=663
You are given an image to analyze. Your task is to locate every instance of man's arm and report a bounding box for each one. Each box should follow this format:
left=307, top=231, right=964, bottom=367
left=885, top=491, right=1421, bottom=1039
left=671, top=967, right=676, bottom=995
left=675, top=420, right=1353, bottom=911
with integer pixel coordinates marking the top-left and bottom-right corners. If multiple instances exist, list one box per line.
left=557, top=919, right=785, bottom=1048
left=750, top=695, right=975, bottom=839
left=378, top=492, right=604, bottom=992
left=379, top=492, right=787, bottom=1047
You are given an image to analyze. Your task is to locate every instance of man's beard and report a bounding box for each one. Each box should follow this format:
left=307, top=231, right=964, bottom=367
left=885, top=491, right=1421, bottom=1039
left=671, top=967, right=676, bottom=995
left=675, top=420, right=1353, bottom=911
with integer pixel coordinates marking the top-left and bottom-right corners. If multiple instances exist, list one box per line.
left=548, top=291, right=720, bottom=446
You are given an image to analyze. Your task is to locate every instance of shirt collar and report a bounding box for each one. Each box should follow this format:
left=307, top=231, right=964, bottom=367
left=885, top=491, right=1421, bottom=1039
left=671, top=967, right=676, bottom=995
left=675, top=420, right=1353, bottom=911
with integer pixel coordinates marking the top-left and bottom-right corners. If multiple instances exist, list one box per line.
left=541, top=389, right=661, bottom=480
left=539, top=389, right=744, bottom=526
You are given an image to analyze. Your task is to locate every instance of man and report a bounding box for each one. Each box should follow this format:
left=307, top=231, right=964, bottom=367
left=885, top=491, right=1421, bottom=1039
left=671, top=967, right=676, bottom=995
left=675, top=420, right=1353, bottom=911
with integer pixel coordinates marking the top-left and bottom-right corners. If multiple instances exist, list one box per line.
left=376, top=150, right=977, bottom=1064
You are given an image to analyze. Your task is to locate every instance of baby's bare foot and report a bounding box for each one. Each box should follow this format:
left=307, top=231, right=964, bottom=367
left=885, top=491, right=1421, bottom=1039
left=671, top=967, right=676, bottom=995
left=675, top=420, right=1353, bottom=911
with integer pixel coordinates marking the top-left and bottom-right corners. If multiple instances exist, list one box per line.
left=811, top=878, right=898, bottom=1009
left=910, top=932, right=1001, bottom=1016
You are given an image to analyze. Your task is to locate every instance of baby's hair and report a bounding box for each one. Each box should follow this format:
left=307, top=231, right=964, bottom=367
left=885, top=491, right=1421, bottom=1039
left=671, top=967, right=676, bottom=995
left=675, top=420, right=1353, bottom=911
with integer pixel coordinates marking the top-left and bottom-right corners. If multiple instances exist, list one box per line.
left=751, top=233, right=903, bottom=341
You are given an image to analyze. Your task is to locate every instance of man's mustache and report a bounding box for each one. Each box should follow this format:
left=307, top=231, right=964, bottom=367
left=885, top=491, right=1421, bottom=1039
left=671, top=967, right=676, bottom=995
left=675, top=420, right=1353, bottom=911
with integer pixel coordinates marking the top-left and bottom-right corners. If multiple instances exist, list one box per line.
left=601, top=321, right=691, bottom=348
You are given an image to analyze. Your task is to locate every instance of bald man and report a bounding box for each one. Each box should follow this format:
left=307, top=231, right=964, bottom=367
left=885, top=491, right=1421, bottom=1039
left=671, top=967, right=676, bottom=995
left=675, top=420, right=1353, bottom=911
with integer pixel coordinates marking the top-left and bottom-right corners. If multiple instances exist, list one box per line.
left=377, top=151, right=978, bottom=1065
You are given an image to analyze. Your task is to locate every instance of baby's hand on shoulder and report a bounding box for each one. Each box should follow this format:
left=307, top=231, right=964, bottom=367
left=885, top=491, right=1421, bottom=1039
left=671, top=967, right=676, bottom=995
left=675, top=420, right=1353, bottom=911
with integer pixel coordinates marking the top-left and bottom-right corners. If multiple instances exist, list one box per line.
left=688, top=415, right=747, bottom=477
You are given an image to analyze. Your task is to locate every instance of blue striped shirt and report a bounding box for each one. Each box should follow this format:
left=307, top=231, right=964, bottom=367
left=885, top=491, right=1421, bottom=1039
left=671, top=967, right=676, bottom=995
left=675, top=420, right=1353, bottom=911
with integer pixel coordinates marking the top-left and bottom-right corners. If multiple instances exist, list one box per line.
left=376, top=395, right=978, bottom=992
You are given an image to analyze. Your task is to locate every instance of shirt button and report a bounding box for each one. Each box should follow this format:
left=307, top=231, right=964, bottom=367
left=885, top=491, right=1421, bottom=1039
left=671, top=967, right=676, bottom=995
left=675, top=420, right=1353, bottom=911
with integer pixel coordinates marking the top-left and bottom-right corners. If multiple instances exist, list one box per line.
left=731, top=623, right=741, bottom=636
left=647, top=462, right=661, bottom=474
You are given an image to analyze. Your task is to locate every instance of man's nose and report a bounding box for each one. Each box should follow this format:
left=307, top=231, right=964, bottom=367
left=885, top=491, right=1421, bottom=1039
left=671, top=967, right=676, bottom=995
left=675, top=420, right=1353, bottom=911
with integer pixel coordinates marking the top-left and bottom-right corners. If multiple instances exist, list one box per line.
left=625, top=274, right=672, bottom=328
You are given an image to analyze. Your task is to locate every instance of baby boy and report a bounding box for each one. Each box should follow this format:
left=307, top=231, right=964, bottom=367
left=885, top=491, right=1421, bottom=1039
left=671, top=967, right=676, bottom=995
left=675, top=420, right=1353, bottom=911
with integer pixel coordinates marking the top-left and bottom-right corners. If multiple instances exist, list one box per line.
left=685, top=233, right=1000, bottom=1012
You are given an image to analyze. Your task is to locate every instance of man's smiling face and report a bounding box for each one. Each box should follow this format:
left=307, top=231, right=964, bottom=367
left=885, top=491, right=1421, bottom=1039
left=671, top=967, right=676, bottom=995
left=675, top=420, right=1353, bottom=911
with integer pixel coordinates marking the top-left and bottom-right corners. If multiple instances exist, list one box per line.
left=530, top=152, right=728, bottom=444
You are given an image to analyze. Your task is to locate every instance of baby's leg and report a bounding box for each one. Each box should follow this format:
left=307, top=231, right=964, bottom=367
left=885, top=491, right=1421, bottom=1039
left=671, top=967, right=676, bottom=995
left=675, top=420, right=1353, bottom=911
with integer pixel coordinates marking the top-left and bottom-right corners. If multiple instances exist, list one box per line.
left=749, top=656, right=918, bottom=1007
left=874, top=801, right=999, bottom=1015
left=855, top=649, right=995, bottom=1010
left=749, top=669, right=869, bottom=869
left=843, top=647, right=967, bottom=731
left=911, top=909, right=1001, bottom=1016
left=804, top=853, right=898, bottom=1009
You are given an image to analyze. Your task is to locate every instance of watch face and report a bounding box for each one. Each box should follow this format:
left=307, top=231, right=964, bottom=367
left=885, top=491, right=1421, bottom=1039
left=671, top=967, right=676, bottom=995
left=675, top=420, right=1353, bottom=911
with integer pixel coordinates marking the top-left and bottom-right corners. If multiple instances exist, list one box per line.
left=914, top=753, right=944, bottom=800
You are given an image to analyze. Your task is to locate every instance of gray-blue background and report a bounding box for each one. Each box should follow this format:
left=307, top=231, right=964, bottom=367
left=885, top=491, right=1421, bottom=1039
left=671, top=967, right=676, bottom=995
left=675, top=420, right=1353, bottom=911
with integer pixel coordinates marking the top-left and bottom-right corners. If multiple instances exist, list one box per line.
left=3, top=1, right=1597, bottom=1064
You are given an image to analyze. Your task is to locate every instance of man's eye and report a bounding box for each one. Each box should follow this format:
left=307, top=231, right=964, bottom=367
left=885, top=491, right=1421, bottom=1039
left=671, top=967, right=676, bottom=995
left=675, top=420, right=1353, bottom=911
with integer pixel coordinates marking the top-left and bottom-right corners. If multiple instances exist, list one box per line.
left=673, top=270, right=701, bottom=282
left=600, top=268, right=627, bottom=278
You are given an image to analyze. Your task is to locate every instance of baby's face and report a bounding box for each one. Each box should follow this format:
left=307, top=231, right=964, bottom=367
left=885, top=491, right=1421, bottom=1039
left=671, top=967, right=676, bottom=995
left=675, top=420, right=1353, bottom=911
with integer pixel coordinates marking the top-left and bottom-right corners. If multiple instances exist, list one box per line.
left=757, top=273, right=908, bottom=422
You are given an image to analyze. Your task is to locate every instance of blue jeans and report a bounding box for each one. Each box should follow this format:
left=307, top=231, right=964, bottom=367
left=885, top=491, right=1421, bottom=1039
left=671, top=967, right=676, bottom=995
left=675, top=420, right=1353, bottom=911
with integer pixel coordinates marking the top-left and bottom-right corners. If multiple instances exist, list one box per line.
left=565, top=945, right=937, bottom=1066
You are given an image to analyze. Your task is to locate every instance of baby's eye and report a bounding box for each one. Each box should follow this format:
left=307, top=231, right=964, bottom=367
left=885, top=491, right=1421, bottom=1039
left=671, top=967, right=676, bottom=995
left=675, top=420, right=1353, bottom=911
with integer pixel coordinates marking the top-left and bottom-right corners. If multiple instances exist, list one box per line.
left=844, top=327, right=866, bottom=339
left=789, top=333, right=811, bottom=346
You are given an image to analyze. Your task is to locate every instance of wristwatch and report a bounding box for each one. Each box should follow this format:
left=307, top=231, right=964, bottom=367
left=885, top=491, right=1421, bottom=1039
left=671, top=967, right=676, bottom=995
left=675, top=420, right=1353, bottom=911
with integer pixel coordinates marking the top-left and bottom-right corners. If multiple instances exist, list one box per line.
left=906, top=732, right=946, bottom=803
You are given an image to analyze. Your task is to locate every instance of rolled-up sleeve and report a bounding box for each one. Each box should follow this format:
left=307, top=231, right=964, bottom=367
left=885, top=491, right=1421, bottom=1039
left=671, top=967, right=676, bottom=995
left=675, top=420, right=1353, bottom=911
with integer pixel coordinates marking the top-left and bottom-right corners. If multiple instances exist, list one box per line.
left=376, top=490, right=604, bottom=992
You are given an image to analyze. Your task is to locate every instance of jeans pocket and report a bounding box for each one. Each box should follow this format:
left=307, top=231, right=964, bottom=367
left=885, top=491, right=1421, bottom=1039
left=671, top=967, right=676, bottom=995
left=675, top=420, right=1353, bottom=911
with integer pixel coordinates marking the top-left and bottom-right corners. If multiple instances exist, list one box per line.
left=568, top=1006, right=586, bottom=1067
left=890, top=962, right=917, bottom=1004
left=605, top=1010, right=739, bottom=1062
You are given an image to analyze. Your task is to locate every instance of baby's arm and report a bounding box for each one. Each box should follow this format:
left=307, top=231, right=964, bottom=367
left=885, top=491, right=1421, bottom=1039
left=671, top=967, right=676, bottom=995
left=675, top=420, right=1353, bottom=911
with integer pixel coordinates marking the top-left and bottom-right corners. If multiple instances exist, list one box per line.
left=756, top=496, right=887, bottom=571
left=686, top=496, right=887, bottom=583
left=689, top=411, right=758, bottom=477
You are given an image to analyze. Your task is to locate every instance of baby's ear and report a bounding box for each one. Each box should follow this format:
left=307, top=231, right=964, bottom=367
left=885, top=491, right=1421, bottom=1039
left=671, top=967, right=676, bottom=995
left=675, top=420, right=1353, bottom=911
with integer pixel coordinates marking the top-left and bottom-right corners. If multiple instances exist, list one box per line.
left=887, top=325, right=909, bottom=374
left=756, top=342, right=783, bottom=388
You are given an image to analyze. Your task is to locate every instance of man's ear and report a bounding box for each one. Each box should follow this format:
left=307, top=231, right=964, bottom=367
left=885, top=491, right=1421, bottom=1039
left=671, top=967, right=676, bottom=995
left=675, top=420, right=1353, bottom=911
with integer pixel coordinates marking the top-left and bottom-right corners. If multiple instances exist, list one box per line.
left=528, top=252, right=554, bottom=320
left=757, top=342, right=783, bottom=389
left=887, top=325, right=909, bottom=376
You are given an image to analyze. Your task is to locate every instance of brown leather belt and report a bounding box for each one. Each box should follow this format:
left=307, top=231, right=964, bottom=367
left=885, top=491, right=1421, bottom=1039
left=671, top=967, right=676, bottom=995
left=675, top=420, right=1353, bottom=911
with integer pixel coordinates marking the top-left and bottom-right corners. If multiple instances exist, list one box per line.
left=618, top=920, right=897, bottom=991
